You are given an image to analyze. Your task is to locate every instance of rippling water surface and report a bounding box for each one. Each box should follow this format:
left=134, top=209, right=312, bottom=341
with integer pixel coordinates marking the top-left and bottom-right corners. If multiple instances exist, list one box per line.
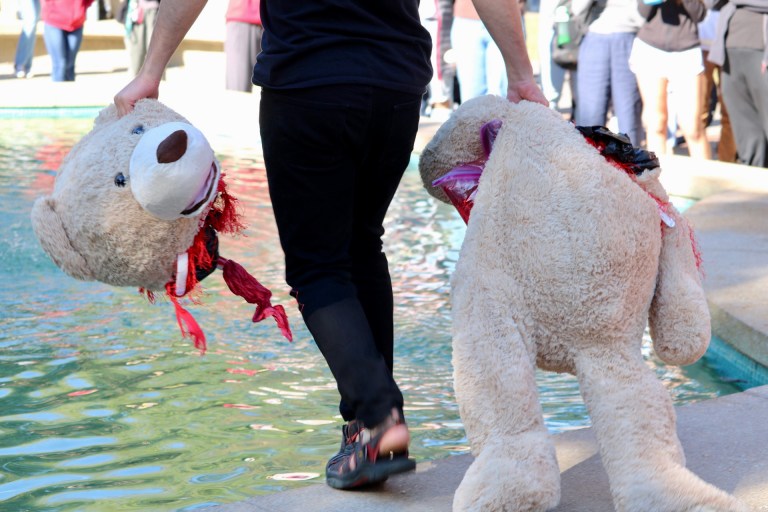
left=0, top=116, right=741, bottom=511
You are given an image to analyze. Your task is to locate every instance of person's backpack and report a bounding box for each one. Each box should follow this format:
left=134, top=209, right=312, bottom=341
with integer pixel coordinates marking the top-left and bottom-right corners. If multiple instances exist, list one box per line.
left=550, top=0, right=604, bottom=70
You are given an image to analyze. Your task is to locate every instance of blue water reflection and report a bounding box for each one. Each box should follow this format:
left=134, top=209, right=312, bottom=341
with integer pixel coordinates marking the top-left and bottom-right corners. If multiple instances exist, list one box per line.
left=0, top=116, right=742, bottom=511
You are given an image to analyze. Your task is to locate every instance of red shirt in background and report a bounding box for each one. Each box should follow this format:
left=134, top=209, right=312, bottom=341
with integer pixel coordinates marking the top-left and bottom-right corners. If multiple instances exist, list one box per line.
left=226, top=0, right=261, bottom=25
left=42, top=0, right=95, bottom=32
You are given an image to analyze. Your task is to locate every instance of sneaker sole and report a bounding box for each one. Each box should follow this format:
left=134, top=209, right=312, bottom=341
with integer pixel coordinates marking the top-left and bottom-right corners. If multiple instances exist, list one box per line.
left=326, top=456, right=416, bottom=490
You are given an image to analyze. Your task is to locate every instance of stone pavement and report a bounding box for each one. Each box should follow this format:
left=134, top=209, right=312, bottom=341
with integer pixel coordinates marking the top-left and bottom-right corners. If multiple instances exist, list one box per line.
left=209, top=385, right=768, bottom=512
left=2, top=20, right=768, bottom=511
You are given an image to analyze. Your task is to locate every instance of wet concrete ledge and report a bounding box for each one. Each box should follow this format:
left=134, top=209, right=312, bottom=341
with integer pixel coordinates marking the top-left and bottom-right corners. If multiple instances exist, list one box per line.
left=208, top=385, right=768, bottom=512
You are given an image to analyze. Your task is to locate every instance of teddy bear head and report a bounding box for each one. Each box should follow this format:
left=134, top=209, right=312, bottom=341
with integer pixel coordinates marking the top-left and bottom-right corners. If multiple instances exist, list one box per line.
left=31, top=99, right=292, bottom=352
left=31, top=99, right=221, bottom=292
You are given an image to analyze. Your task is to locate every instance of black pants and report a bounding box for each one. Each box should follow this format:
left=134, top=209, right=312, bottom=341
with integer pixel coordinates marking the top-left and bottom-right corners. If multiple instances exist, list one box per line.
left=259, top=85, right=422, bottom=426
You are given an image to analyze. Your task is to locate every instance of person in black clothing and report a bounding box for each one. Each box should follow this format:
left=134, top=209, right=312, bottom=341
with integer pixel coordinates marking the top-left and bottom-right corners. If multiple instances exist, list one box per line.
left=114, top=0, right=546, bottom=490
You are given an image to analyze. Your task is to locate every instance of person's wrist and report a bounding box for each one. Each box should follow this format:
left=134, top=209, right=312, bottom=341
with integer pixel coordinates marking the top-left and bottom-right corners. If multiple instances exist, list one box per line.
left=137, top=59, right=166, bottom=85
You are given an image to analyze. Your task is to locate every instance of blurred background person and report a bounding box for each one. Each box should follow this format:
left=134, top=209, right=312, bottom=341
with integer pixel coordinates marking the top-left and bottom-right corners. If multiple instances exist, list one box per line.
left=630, top=0, right=711, bottom=159
left=538, top=0, right=570, bottom=110
left=122, top=0, right=160, bottom=77
left=14, top=0, right=41, bottom=78
left=573, top=0, right=645, bottom=146
left=698, top=7, right=736, bottom=161
left=225, top=0, right=262, bottom=93
left=420, top=0, right=456, bottom=118
left=451, top=0, right=507, bottom=100
left=706, top=0, right=768, bottom=167
left=42, top=0, right=95, bottom=81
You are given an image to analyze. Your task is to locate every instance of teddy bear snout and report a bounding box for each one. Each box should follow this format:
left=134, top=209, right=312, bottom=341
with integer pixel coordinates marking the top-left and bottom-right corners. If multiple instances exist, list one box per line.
left=157, top=129, right=188, bottom=164
left=129, top=121, right=220, bottom=221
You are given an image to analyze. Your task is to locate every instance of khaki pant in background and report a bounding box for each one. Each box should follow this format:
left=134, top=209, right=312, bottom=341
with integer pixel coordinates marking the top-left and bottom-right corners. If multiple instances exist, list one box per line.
left=701, top=50, right=737, bottom=163
left=225, top=20, right=263, bottom=93
left=124, top=6, right=159, bottom=77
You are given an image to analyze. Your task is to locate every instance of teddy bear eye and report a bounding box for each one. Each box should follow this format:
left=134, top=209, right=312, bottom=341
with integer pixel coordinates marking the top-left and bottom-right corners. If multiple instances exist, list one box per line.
left=132, top=125, right=145, bottom=135
left=114, top=173, right=127, bottom=187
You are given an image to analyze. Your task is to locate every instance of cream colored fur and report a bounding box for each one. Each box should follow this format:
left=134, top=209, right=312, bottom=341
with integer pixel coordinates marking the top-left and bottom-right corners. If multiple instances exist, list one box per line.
left=31, top=99, right=215, bottom=291
left=419, top=95, right=750, bottom=512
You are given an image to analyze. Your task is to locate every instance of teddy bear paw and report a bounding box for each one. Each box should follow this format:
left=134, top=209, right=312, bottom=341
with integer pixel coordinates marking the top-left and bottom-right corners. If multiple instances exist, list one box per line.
left=617, top=468, right=752, bottom=512
left=453, top=444, right=560, bottom=512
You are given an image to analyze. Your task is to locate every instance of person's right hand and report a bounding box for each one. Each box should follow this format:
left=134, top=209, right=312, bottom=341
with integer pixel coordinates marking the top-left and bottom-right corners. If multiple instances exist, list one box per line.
left=114, top=73, right=162, bottom=117
left=506, top=78, right=548, bottom=106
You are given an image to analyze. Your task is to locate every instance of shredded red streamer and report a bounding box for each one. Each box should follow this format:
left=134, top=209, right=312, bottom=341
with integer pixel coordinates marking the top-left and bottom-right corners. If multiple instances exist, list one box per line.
left=219, top=257, right=293, bottom=342
left=141, top=175, right=292, bottom=352
left=166, top=282, right=207, bottom=354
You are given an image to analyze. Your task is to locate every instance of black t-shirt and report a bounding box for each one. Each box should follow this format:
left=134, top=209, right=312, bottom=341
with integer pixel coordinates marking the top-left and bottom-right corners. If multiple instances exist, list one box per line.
left=252, top=0, right=433, bottom=95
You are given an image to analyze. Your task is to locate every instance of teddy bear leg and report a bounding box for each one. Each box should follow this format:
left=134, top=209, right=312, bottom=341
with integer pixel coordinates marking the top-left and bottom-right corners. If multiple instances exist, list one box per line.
left=649, top=209, right=711, bottom=366
left=452, top=321, right=560, bottom=512
left=574, top=348, right=750, bottom=512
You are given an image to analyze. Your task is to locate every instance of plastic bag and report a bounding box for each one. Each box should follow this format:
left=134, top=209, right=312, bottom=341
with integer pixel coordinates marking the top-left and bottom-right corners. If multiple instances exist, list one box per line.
left=433, top=166, right=483, bottom=224
left=576, top=126, right=659, bottom=174
left=431, top=119, right=502, bottom=224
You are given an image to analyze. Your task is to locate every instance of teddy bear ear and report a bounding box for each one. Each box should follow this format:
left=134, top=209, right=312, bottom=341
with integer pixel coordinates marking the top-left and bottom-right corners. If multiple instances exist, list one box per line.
left=31, top=196, right=94, bottom=281
left=94, top=104, right=119, bottom=127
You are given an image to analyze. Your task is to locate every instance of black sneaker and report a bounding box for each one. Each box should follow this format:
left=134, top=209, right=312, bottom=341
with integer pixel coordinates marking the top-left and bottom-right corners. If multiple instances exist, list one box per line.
left=325, top=410, right=416, bottom=490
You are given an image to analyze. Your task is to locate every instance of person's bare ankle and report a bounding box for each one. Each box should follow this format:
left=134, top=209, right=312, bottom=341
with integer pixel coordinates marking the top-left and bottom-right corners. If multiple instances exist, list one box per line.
left=378, top=422, right=409, bottom=456
left=370, top=408, right=409, bottom=456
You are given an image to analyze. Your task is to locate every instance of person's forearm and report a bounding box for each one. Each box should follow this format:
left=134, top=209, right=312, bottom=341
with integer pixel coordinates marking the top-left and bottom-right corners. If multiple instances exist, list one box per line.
left=471, top=0, right=533, bottom=83
left=140, top=0, right=209, bottom=81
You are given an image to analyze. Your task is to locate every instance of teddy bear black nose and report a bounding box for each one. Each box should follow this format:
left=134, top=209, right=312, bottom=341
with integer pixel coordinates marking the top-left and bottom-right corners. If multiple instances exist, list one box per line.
left=156, top=129, right=188, bottom=164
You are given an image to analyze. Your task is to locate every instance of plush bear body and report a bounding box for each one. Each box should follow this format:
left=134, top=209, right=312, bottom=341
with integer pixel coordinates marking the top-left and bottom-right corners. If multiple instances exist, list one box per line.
left=419, top=96, right=749, bottom=512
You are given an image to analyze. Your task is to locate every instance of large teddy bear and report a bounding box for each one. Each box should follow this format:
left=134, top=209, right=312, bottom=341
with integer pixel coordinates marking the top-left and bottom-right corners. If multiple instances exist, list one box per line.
left=31, top=99, right=291, bottom=352
left=419, top=95, right=750, bottom=512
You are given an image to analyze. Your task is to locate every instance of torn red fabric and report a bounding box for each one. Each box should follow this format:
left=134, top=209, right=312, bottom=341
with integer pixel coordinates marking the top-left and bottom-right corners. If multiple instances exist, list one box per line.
left=689, top=227, right=704, bottom=273
left=181, top=175, right=244, bottom=296
left=139, top=175, right=292, bottom=352
left=166, top=282, right=207, bottom=354
left=207, top=176, right=245, bottom=235
left=219, top=256, right=293, bottom=342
